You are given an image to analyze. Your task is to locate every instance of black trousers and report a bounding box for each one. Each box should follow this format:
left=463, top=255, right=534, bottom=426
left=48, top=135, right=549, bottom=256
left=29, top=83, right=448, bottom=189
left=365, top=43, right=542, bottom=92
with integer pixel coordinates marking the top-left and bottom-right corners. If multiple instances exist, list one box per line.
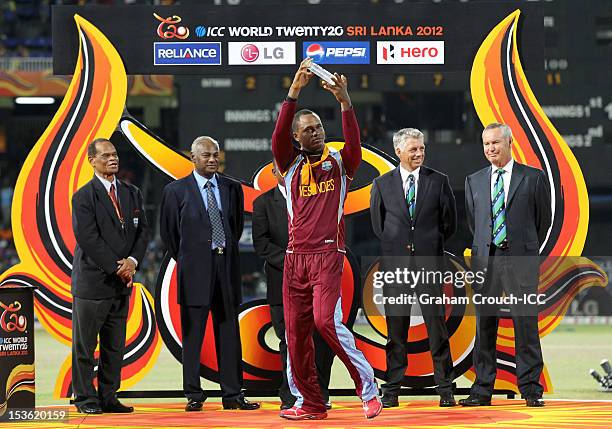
left=72, top=294, right=129, bottom=408
left=180, top=251, right=243, bottom=401
left=269, top=304, right=334, bottom=405
left=470, top=245, right=544, bottom=399
left=382, top=284, right=454, bottom=397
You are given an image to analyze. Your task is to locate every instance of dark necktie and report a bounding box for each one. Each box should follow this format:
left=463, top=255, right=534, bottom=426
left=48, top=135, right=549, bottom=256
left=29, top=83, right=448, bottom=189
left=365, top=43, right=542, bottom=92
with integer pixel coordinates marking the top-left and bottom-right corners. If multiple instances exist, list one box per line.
left=491, top=169, right=507, bottom=245
left=108, top=183, right=123, bottom=224
left=406, top=174, right=416, bottom=219
left=205, top=181, right=226, bottom=248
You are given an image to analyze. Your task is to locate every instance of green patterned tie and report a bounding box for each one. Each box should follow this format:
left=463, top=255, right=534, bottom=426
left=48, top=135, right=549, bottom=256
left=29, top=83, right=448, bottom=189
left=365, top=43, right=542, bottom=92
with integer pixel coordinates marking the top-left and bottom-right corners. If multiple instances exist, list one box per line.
left=491, top=168, right=507, bottom=246
left=406, top=174, right=416, bottom=219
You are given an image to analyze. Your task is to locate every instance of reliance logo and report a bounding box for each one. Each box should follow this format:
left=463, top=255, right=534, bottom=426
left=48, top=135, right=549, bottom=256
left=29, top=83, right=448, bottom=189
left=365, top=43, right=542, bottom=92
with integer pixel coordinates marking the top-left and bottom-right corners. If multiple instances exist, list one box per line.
left=154, top=42, right=222, bottom=66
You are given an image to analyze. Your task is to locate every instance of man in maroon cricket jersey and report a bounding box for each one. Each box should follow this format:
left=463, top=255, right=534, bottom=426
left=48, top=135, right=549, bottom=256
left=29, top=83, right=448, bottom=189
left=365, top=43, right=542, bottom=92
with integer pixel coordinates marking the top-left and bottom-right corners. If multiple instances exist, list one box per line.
left=272, top=58, right=382, bottom=420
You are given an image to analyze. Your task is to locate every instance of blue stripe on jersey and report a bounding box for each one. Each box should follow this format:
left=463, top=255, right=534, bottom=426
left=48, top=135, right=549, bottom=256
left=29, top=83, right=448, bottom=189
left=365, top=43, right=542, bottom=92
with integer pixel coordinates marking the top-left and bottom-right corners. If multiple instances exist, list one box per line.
left=284, top=155, right=303, bottom=222
left=332, top=297, right=378, bottom=401
left=329, top=150, right=347, bottom=225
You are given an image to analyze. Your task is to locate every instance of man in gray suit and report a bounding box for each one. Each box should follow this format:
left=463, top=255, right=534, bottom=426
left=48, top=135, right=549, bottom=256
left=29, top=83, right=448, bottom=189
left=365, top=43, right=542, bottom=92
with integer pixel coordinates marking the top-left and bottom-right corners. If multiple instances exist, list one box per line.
left=460, top=123, right=551, bottom=408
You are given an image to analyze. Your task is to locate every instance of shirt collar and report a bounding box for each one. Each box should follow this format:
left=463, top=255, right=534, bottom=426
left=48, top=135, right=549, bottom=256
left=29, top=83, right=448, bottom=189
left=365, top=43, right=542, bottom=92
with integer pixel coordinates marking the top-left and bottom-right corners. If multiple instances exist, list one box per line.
left=94, top=172, right=117, bottom=193
left=400, top=165, right=420, bottom=184
left=491, top=158, right=514, bottom=176
left=193, top=170, right=218, bottom=190
left=277, top=184, right=287, bottom=200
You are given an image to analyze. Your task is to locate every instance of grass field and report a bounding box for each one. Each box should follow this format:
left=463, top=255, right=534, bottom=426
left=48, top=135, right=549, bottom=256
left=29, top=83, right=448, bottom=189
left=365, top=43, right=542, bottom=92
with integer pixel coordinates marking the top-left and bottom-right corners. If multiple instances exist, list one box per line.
left=33, top=324, right=612, bottom=405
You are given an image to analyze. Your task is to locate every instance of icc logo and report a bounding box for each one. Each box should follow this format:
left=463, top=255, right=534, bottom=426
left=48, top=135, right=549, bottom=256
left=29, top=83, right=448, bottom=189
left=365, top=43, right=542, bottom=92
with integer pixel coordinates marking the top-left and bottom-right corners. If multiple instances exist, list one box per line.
left=0, top=301, right=27, bottom=333
left=241, top=44, right=260, bottom=62
left=154, top=12, right=189, bottom=40
left=306, top=43, right=325, bottom=62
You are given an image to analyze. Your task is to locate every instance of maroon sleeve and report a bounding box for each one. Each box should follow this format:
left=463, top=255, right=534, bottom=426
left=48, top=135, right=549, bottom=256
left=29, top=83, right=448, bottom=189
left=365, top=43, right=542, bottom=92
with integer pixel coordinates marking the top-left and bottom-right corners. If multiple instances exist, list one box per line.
left=272, top=101, right=300, bottom=174
left=340, top=107, right=362, bottom=178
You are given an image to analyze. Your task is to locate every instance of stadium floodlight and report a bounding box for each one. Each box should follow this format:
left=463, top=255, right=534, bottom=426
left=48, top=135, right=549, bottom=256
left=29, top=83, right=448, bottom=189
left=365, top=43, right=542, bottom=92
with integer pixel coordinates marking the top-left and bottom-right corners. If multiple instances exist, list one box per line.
left=15, top=97, right=55, bottom=105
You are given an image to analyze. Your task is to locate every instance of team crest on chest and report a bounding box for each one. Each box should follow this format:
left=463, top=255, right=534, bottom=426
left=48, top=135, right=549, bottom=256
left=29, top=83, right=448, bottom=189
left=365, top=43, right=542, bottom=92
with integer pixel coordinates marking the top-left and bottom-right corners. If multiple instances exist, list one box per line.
left=322, top=160, right=333, bottom=171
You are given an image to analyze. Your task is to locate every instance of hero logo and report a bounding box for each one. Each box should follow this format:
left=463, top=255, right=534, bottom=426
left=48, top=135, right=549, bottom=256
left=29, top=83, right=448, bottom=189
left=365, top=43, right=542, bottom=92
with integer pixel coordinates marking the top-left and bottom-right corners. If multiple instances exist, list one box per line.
left=228, top=42, right=296, bottom=65
left=303, top=42, right=369, bottom=64
left=154, top=42, right=222, bottom=66
left=377, top=41, right=444, bottom=65
left=241, top=44, right=260, bottom=62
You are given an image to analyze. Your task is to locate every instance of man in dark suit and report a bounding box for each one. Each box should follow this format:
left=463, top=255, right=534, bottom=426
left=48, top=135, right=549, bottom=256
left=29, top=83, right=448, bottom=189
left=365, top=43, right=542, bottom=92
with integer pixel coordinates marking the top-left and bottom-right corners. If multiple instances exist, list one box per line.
left=460, top=123, right=551, bottom=408
left=252, top=162, right=335, bottom=410
left=71, top=138, right=149, bottom=414
left=160, top=136, right=259, bottom=412
left=370, top=128, right=457, bottom=408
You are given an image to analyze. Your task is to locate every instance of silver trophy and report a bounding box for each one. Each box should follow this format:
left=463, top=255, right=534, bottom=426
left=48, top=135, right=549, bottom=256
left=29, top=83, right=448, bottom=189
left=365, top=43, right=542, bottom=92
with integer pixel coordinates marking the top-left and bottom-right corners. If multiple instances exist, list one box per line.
left=308, top=62, right=336, bottom=86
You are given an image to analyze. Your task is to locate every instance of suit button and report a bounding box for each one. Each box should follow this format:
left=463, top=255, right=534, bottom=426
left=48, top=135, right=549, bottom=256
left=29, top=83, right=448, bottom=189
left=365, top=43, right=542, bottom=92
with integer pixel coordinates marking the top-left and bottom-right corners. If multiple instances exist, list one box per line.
left=207, top=239, right=212, bottom=243
left=411, top=226, right=414, bottom=231
left=486, top=243, right=490, bottom=247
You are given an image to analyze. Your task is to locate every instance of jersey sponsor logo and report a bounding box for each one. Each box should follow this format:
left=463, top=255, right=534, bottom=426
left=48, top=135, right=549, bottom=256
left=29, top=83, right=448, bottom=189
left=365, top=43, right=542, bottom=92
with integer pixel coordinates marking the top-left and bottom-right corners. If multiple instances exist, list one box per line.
left=324, top=239, right=335, bottom=244
left=299, top=178, right=335, bottom=197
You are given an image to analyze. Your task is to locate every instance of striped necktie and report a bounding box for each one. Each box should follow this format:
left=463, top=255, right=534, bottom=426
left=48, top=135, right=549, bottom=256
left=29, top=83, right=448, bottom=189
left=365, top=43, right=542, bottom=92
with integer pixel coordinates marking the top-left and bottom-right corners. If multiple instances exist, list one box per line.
left=406, top=174, right=416, bottom=219
left=491, top=168, right=507, bottom=246
left=108, top=183, right=123, bottom=224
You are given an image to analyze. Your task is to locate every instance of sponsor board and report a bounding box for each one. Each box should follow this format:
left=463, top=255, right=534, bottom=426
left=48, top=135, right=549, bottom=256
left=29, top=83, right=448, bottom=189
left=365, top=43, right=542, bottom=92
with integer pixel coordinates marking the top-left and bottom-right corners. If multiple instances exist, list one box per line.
left=154, top=42, right=222, bottom=66
left=303, top=41, right=370, bottom=64
left=228, top=42, right=295, bottom=65
left=377, top=41, right=444, bottom=64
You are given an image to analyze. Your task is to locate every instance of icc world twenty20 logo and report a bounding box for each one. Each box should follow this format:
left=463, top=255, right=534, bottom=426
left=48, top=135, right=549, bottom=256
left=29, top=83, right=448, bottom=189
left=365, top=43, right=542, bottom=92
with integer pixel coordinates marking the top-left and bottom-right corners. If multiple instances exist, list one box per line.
left=0, top=301, right=27, bottom=333
left=154, top=12, right=189, bottom=40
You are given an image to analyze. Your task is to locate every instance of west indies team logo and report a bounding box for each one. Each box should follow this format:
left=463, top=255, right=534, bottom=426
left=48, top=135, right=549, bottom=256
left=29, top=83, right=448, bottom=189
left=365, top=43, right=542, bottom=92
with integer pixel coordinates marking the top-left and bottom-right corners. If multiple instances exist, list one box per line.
left=154, top=12, right=189, bottom=40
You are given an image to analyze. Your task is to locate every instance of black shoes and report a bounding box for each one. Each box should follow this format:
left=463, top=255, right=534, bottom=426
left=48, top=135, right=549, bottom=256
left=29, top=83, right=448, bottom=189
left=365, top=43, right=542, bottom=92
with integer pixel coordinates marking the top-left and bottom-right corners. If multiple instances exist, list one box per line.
left=185, top=399, right=204, bottom=412
left=525, top=397, right=545, bottom=407
left=381, top=395, right=399, bottom=408
left=458, top=395, right=492, bottom=406
left=101, top=401, right=134, bottom=413
left=222, top=395, right=261, bottom=410
left=439, top=393, right=457, bottom=407
left=75, top=403, right=103, bottom=414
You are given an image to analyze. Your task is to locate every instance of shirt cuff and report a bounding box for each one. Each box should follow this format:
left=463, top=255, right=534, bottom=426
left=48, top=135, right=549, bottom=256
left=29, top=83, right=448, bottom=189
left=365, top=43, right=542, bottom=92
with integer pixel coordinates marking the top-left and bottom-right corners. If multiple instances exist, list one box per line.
left=128, top=256, right=138, bottom=268
left=285, top=96, right=297, bottom=103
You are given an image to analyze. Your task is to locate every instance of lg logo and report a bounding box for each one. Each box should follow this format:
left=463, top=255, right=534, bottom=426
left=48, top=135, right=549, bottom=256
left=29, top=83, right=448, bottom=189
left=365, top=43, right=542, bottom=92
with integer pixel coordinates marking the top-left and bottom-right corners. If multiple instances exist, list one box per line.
left=241, top=44, right=259, bottom=62
left=229, top=42, right=295, bottom=65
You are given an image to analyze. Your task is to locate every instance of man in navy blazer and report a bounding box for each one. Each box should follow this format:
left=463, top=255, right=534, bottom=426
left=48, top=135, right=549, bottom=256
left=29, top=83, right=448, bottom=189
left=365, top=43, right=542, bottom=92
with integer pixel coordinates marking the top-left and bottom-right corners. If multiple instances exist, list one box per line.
left=71, top=138, right=149, bottom=414
left=160, top=136, right=259, bottom=412
left=370, top=128, right=457, bottom=408
left=460, top=123, right=551, bottom=408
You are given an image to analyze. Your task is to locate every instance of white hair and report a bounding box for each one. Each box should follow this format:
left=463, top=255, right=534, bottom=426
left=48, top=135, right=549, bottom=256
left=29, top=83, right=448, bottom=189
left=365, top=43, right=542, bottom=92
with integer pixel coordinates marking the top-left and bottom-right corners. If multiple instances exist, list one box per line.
left=191, top=136, right=219, bottom=153
left=482, top=123, right=512, bottom=141
left=393, top=128, right=424, bottom=150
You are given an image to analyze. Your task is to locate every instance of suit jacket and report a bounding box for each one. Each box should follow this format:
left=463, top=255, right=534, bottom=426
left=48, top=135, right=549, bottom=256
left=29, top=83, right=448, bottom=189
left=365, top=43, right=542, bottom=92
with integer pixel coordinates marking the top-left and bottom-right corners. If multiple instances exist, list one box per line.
left=160, top=173, right=244, bottom=307
left=252, top=186, right=288, bottom=306
left=370, top=165, right=457, bottom=264
left=465, top=162, right=552, bottom=288
left=71, top=177, right=149, bottom=299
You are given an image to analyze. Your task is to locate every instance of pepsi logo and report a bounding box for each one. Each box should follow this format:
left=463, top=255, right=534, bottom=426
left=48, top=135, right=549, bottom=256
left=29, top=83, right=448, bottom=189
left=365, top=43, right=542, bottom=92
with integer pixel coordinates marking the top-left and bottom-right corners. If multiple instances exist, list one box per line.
left=306, top=43, right=325, bottom=62
left=241, top=44, right=259, bottom=62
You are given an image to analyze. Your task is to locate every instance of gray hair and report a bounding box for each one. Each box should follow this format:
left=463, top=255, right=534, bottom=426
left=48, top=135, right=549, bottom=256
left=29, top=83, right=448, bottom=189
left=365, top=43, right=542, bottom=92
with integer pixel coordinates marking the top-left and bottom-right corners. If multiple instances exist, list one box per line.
left=393, top=128, right=424, bottom=150
left=191, top=136, right=219, bottom=153
left=482, top=123, right=512, bottom=141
